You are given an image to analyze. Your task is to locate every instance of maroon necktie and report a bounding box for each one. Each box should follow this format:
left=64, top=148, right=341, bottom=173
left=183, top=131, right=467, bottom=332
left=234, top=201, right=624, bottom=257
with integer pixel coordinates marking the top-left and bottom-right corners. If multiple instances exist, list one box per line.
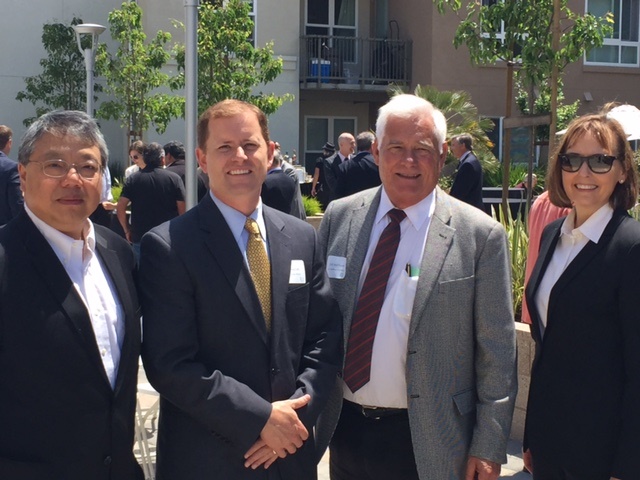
left=343, top=208, right=406, bottom=393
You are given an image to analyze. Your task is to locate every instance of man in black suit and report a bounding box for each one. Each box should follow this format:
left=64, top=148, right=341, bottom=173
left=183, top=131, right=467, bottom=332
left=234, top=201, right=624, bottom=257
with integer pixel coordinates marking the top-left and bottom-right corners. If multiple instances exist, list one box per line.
left=0, top=110, right=142, bottom=480
left=0, top=125, right=24, bottom=224
left=449, top=133, right=485, bottom=211
left=335, top=131, right=381, bottom=198
left=261, top=152, right=306, bottom=219
left=140, top=99, right=342, bottom=480
left=323, top=132, right=355, bottom=203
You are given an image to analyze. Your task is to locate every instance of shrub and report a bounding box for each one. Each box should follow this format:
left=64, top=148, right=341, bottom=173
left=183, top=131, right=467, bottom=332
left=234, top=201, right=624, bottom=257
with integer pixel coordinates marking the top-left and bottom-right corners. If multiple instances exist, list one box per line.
left=302, top=195, right=322, bottom=216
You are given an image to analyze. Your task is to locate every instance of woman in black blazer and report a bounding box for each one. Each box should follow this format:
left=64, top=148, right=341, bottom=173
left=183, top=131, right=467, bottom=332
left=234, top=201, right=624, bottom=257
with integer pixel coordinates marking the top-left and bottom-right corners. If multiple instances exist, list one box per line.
left=523, top=114, right=640, bottom=480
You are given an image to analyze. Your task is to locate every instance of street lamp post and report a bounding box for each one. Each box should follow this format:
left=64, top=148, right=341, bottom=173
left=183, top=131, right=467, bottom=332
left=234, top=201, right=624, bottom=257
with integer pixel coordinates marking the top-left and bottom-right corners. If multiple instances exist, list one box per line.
left=73, top=23, right=106, bottom=117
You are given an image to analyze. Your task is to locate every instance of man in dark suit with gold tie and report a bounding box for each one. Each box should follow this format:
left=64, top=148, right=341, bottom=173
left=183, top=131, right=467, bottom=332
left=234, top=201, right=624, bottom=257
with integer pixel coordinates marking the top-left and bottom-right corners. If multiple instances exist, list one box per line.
left=140, top=99, right=342, bottom=480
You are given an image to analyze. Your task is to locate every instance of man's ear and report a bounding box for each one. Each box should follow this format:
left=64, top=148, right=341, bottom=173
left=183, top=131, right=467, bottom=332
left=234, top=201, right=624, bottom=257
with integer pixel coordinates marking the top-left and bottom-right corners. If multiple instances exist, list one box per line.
left=266, top=141, right=275, bottom=169
left=372, top=140, right=380, bottom=166
left=196, top=148, right=207, bottom=174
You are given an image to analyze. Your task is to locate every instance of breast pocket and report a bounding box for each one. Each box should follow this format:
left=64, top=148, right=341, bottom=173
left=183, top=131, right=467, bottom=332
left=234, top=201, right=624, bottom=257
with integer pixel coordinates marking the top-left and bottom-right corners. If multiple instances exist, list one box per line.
left=393, top=273, right=419, bottom=321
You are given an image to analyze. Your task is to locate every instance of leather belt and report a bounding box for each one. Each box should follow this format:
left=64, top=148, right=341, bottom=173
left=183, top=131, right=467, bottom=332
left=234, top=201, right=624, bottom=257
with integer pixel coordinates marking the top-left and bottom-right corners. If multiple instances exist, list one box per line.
left=344, top=399, right=407, bottom=420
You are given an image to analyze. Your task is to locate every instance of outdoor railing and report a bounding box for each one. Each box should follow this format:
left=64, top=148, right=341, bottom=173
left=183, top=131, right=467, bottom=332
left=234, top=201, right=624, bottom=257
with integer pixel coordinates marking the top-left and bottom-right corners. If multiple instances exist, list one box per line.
left=300, top=35, right=412, bottom=88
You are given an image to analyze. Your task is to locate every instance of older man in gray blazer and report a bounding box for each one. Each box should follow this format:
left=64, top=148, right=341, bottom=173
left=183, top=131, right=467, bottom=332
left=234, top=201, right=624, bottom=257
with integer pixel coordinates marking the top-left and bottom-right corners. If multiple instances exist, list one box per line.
left=317, top=94, right=517, bottom=480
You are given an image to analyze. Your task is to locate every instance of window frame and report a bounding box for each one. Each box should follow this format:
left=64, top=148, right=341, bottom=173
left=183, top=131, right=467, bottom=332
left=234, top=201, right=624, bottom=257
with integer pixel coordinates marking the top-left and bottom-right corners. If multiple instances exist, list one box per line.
left=584, top=0, right=640, bottom=67
left=303, top=115, right=357, bottom=168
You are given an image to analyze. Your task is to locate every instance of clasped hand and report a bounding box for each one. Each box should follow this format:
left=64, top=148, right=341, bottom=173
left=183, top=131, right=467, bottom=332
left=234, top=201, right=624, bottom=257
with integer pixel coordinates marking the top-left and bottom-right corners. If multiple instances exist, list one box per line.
left=244, top=394, right=311, bottom=470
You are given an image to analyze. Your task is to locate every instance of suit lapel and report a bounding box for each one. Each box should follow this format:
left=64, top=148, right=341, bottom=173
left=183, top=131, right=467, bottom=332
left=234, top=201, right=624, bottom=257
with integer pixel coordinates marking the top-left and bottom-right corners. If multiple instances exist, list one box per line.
left=409, top=190, right=454, bottom=336
left=19, top=214, right=112, bottom=389
left=341, top=190, right=381, bottom=339
left=95, top=233, right=137, bottom=394
left=263, top=209, right=291, bottom=343
left=525, top=221, right=562, bottom=344
left=198, top=196, right=269, bottom=344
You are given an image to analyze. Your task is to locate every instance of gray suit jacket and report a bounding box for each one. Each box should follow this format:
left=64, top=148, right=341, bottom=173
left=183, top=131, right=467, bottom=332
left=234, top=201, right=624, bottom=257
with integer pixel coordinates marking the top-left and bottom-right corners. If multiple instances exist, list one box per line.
left=317, top=187, right=517, bottom=479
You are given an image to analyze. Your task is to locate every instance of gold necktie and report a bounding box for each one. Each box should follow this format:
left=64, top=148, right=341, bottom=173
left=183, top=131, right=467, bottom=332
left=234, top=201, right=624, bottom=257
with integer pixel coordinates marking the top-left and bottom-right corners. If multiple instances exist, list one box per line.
left=245, top=218, right=272, bottom=331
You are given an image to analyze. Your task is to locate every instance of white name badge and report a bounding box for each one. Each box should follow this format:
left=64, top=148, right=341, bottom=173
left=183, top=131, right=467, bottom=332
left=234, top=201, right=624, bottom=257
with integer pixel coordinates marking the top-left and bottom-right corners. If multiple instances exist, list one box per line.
left=289, top=260, right=306, bottom=284
left=327, top=255, right=347, bottom=279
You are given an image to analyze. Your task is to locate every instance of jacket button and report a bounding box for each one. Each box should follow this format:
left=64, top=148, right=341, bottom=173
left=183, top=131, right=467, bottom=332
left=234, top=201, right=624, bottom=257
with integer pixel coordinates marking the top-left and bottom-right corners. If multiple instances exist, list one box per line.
left=270, top=368, right=279, bottom=376
left=103, top=456, right=112, bottom=466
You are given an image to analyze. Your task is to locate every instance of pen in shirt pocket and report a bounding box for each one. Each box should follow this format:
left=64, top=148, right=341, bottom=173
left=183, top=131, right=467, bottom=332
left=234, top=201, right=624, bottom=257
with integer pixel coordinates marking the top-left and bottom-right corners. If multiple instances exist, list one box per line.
left=406, top=263, right=420, bottom=277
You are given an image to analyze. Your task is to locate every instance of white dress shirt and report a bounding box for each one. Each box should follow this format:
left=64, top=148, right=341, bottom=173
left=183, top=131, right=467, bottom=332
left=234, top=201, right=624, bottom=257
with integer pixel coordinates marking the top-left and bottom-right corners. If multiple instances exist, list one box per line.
left=25, top=205, right=125, bottom=388
left=344, top=188, right=436, bottom=408
left=210, top=191, right=269, bottom=265
left=534, top=204, right=613, bottom=337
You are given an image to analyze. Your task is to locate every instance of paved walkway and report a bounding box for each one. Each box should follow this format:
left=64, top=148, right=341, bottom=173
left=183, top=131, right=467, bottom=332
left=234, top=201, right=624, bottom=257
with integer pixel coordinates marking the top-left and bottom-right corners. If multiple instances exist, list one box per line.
left=317, top=439, right=529, bottom=479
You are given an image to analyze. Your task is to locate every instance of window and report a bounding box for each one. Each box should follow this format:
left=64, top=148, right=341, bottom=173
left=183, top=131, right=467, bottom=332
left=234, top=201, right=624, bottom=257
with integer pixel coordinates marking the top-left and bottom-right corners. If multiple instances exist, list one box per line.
left=306, top=0, right=357, bottom=62
left=246, top=0, right=256, bottom=47
left=586, top=0, right=640, bottom=66
left=481, top=0, right=524, bottom=58
left=304, top=116, right=356, bottom=169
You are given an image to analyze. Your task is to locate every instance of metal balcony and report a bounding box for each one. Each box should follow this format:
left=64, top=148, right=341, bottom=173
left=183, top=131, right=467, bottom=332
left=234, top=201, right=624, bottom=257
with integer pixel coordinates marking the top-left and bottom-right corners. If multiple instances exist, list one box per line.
left=300, top=35, right=412, bottom=89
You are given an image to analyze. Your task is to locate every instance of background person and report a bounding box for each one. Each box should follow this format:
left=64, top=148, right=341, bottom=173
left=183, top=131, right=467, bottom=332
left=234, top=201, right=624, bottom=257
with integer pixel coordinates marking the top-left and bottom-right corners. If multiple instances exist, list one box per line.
left=524, top=114, right=640, bottom=480
left=261, top=151, right=306, bottom=219
left=0, top=125, right=24, bottom=224
left=335, top=131, right=381, bottom=199
left=449, top=133, right=484, bottom=211
left=117, top=142, right=185, bottom=262
left=311, top=142, right=335, bottom=209
left=323, top=133, right=355, bottom=204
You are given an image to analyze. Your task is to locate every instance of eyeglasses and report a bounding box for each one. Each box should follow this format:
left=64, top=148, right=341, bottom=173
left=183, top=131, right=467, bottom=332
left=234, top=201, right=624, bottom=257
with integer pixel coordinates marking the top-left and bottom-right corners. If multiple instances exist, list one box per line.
left=30, top=159, right=101, bottom=179
left=130, top=154, right=141, bottom=160
left=558, top=153, right=616, bottom=174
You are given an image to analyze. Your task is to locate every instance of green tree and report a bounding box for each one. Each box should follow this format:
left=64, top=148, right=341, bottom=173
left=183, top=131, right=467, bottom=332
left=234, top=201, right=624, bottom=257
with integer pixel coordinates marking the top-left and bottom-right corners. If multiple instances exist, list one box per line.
left=434, top=0, right=611, bottom=211
left=16, top=17, right=96, bottom=126
left=173, top=0, right=291, bottom=116
left=96, top=1, right=182, bottom=140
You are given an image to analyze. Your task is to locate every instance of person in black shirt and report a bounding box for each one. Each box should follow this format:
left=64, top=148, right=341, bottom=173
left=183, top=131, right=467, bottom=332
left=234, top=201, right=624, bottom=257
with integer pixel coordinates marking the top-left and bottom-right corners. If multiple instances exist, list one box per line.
left=117, top=142, right=186, bottom=262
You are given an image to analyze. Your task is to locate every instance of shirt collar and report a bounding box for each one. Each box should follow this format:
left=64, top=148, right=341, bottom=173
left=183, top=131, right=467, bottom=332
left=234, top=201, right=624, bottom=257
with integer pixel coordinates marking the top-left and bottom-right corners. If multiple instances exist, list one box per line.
left=377, top=187, right=436, bottom=231
left=209, top=190, right=267, bottom=242
left=24, top=204, right=95, bottom=262
left=561, top=203, right=613, bottom=244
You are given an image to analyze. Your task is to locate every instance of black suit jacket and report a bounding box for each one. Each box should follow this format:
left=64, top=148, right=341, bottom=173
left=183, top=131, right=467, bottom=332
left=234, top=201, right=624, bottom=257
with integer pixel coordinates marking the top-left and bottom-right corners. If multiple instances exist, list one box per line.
left=0, top=211, right=142, bottom=480
left=261, top=170, right=303, bottom=219
left=524, top=210, right=640, bottom=479
left=335, top=151, right=381, bottom=199
left=0, top=152, right=23, bottom=225
left=449, top=152, right=484, bottom=211
left=322, top=153, right=345, bottom=202
left=140, top=195, right=342, bottom=480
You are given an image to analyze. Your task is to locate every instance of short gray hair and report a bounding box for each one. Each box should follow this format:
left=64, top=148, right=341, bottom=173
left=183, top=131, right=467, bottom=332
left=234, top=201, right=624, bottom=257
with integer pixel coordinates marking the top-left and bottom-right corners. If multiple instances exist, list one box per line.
left=356, top=131, right=375, bottom=152
left=18, top=110, right=108, bottom=170
left=376, top=94, right=447, bottom=154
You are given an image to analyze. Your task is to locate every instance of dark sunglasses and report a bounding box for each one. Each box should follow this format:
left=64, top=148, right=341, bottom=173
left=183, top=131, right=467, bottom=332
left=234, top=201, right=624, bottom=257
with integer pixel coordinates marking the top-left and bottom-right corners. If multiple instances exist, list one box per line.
left=558, top=153, right=616, bottom=174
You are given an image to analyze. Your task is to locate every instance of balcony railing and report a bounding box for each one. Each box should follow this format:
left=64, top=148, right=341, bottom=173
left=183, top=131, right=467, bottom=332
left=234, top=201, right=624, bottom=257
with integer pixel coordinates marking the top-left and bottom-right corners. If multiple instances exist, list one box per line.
left=300, top=35, right=412, bottom=88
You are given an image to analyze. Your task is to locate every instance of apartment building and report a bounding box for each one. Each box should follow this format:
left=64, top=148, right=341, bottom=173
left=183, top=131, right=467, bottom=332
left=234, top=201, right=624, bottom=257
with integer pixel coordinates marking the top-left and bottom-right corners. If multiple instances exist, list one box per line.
left=2, top=0, right=638, bottom=172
